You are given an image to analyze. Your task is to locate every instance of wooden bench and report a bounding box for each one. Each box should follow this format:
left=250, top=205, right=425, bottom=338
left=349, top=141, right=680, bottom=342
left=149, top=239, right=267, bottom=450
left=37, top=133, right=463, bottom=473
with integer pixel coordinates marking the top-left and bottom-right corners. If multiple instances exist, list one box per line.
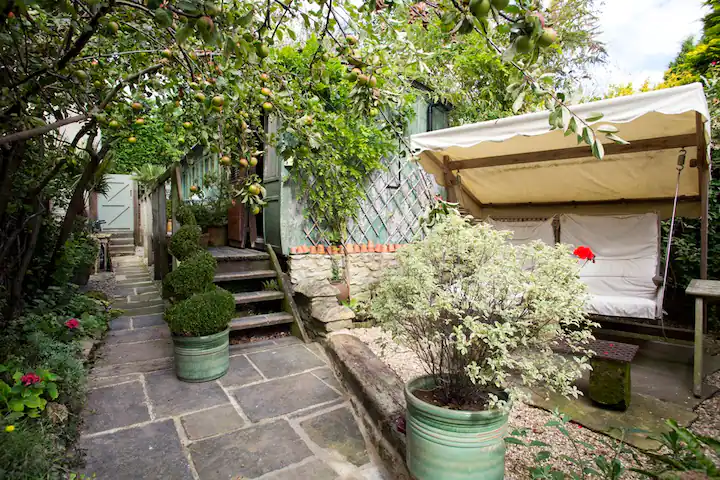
left=554, top=339, right=639, bottom=411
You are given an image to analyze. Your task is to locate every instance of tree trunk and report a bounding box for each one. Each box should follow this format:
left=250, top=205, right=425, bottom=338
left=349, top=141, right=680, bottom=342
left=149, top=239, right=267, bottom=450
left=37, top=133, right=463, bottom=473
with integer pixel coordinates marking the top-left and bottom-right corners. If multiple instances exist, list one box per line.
left=44, top=152, right=100, bottom=285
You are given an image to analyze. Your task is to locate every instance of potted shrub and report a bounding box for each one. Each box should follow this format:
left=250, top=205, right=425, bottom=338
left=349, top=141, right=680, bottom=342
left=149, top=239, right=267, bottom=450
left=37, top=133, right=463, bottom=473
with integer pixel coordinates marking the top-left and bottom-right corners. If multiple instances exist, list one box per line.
left=164, top=214, right=235, bottom=382
left=371, top=213, right=596, bottom=480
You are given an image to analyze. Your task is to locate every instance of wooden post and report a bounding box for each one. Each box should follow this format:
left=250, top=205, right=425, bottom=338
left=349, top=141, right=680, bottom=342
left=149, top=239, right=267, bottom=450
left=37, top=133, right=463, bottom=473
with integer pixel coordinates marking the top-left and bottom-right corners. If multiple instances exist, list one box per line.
left=443, top=155, right=457, bottom=203
left=694, top=296, right=704, bottom=397
left=697, top=112, right=709, bottom=332
left=155, top=186, right=168, bottom=280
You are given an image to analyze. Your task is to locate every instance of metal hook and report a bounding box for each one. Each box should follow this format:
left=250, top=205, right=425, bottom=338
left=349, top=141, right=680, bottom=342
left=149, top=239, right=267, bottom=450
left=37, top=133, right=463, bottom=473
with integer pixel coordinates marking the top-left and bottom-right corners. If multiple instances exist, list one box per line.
left=677, top=148, right=686, bottom=171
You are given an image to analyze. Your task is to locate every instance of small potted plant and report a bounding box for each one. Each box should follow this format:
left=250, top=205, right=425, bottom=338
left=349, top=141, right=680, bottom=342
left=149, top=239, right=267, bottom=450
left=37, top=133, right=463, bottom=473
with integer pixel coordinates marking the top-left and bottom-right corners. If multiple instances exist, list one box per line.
left=186, top=172, right=232, bottom=247
left=329, top=255, right=349, bottom=301
left=163, top=213, right=235, bottom=382
left=371, top=212, right=596, bottom=479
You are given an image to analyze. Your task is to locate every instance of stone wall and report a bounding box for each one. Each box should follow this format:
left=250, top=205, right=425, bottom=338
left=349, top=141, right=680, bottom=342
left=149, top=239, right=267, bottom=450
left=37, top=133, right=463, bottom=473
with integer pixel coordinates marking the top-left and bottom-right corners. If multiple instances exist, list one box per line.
left=289, top=252, right=398, bottom=302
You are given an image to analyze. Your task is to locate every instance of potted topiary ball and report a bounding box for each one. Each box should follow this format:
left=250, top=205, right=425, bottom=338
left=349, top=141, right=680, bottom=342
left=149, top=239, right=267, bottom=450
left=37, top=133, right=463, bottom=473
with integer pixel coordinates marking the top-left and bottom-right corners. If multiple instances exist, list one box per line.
left=164, top=217, right=235, bottom=382
left=371, top=212, right=596, bottom=480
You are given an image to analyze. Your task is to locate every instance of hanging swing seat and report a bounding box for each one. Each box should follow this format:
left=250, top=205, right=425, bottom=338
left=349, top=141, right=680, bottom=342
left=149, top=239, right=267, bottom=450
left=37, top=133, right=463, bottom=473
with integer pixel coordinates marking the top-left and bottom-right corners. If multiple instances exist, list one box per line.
left=411, top=83, right=712, bottom=394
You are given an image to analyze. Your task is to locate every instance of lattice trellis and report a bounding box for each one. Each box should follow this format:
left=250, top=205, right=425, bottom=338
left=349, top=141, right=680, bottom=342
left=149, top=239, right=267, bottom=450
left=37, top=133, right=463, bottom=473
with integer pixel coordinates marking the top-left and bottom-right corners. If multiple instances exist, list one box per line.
left=300, top=154, right=441, bottom=246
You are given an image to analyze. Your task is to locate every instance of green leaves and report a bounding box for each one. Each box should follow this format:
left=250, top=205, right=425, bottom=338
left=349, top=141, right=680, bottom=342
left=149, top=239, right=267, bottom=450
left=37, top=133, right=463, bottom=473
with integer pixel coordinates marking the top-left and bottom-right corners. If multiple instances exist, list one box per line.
left=153, top=8, right=173, bottom=28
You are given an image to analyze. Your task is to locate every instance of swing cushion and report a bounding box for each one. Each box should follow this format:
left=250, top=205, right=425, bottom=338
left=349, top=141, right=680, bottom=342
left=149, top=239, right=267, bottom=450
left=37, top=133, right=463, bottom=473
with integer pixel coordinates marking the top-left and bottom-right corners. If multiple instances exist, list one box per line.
left=559, top=213, right=661, bottom=320
left=486, top=217, right=556, bottom=246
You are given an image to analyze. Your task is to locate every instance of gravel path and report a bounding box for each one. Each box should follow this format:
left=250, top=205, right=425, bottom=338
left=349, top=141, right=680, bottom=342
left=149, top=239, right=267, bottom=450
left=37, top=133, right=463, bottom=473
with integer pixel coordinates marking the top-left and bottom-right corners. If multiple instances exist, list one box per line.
left=342, top=327, right=720, bottom=478
left=83, top=271, right=117, bottom=299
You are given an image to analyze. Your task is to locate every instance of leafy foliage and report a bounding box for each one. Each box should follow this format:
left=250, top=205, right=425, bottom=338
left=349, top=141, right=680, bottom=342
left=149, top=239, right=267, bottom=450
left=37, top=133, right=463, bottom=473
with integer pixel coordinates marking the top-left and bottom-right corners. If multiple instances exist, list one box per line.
left=108, top=116, right=181, bottom=174
left=185, top=171, right=232, bottom=229
left=168, top=225, right=202, bottom=261
left=0, top=367, right=59, bottom=421
left=507, top=411, right=720, bottom=479
left=371, top=213, right=596, bottom=408
left=164, top=287, right=235, bottom=337
left=162, top=250, right=217, bottom=301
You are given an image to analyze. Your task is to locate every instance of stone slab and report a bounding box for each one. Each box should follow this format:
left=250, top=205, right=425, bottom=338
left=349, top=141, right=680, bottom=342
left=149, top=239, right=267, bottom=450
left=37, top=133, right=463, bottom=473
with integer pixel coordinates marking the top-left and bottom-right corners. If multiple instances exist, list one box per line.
left=88, top=373, right=141, bottom=389
left=80, top=419, right=193, bottom=480
left=82, top=381, right=150, bottom=434
left=110, top=317, right=132, bottom=331
left=97, top=339, right=173, bottom=365
left=218, top=354, right=263, bottom=387
left=527, top=389, right=697, bottom=450
left=233, top=372, right=341, bottom=421
left=91, top=357, right=173, bottom=377
left=107, top=326, right=170, bottom=344
left=180, top=404, right=244, bottom=440
left=313, top=367, right=342, bottom=391
left=229, top=339, right=278, bottom=355
left=300, top=407, right=369, bottom=466
left=121, top=304, right=164, bottom=316
left=248, top=345, right=325, bottom=379
left=133, top=313, right=166, bottom=328
left=144, top=369, right=229, bottom=418
left=260, top=458, right=337, bottom=480
left=189, top=419, right=312, bottom=479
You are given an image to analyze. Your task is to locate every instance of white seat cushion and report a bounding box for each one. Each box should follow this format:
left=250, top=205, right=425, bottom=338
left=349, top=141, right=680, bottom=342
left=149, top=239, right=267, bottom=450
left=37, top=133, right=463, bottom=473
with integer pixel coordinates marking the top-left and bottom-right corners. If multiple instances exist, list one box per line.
left=560, top=213, right=661, bottom=319
left=587, top=294, right=657, bottom=320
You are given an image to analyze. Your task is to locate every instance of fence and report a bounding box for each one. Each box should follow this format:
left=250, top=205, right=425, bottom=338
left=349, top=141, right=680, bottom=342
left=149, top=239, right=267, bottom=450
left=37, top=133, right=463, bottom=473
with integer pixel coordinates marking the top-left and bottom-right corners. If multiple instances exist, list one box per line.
left=138, top=163, right=183, bottom=280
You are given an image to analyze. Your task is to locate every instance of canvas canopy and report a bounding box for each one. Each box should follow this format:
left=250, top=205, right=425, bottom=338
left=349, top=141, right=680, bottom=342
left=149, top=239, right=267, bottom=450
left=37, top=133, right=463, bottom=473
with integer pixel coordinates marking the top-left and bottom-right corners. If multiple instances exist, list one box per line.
left=410, top=83, right=711, bottom=220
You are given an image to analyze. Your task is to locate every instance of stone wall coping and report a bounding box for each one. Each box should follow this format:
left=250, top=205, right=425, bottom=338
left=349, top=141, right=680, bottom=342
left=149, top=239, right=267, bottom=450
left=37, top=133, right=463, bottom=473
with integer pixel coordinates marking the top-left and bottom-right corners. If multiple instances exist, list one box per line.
left=325, top=334, right=407, bottom=461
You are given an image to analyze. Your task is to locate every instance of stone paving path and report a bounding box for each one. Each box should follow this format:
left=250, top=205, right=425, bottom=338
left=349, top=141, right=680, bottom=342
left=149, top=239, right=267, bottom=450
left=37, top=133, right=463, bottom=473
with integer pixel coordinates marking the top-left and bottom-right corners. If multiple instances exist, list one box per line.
left=81, top=256, right=386, bottom=480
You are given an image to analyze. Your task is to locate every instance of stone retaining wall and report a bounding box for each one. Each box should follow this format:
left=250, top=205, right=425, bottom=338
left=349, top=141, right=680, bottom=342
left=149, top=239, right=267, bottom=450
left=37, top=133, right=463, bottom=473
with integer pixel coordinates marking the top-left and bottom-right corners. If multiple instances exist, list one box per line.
left=289, top=252, right=398, bottom=302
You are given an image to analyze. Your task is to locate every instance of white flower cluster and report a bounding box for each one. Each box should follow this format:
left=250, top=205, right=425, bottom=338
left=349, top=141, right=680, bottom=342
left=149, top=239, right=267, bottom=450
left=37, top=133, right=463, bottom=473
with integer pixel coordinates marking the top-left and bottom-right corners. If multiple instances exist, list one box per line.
left=371, top=213, right=597, bottom=408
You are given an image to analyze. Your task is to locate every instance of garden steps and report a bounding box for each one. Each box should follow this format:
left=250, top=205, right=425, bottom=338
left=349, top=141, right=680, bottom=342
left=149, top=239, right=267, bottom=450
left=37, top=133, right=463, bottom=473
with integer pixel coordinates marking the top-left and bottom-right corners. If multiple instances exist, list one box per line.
left=230, top=312, right=294, bottom=331
left=208, top=246, right=309, bottom=343
left=233, top=291, right=285, bottom=305
left=213, top=270, right=277, bottom=283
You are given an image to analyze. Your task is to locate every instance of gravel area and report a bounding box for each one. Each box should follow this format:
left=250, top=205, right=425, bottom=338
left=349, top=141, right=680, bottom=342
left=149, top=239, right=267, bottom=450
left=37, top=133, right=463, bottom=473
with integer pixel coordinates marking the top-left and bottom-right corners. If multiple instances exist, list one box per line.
left=343, top=326, right=720, bottom=478
left=82, top=271, right=117, bottom=299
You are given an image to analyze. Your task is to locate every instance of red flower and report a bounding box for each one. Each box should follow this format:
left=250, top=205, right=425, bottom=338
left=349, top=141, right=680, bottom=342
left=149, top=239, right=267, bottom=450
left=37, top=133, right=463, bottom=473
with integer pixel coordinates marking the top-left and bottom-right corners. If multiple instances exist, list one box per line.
left=21, top=373, right=40, bottom=386
left=573, top=246, right=596, bottom=263
left=65, top=318, right=80, bottom=329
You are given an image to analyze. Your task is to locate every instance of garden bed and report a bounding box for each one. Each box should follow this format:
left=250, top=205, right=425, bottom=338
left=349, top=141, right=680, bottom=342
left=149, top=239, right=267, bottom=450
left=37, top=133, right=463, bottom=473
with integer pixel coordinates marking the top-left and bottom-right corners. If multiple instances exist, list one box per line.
left=342, top=326, right=720, bottom=479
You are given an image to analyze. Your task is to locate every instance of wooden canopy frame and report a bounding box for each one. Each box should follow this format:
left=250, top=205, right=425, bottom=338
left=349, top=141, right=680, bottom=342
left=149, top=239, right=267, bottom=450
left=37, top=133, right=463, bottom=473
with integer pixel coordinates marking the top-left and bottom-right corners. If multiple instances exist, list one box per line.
left=433, top=112, right=710, bottom=285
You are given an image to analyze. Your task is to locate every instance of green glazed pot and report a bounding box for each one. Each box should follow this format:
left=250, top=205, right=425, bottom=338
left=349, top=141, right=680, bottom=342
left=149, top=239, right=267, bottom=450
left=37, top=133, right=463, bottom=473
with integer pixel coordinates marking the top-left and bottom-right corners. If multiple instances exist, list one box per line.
left=172, top=328, right=229, bottom=383
left=405, top=375, right=510, bottom=480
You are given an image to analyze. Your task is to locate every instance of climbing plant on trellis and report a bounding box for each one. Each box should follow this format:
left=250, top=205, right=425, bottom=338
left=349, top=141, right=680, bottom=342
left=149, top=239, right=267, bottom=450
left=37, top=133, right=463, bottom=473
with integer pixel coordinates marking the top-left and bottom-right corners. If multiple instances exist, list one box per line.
left=300, top=154, right=440, bottom=246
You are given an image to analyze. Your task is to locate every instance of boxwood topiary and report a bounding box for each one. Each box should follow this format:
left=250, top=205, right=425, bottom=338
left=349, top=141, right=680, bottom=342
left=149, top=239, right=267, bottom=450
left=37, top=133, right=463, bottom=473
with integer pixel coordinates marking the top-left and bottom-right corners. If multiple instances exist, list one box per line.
left=168, top=224, right=201, bottom=261
left=162, top=250, right=217, bottom=301
left=164, top=287, right=235, bottom=336
left=176, top=203, right=197, bottom=226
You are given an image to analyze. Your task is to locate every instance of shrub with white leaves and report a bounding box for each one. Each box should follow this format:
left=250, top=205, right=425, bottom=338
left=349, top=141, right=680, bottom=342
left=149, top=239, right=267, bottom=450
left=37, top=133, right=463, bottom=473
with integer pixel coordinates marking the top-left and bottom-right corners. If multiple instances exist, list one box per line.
left=371, top=213, right=597, bottom=410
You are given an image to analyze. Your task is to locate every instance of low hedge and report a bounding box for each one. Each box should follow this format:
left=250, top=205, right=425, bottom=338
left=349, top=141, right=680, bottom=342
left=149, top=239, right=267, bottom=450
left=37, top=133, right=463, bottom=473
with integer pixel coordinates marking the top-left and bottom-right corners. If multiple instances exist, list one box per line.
left=168, top=224, right=201, bottom=261
left=164, top=288, right=235, bottom=337
left=176, top=203, right=197, bottom=226
left=162, top=251, right=217, bottom=301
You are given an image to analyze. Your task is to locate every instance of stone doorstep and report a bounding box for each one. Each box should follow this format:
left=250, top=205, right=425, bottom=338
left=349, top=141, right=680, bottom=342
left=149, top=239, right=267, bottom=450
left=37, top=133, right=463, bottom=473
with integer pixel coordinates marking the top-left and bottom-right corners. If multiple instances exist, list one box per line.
left=325, top=334, right=409, bottom=478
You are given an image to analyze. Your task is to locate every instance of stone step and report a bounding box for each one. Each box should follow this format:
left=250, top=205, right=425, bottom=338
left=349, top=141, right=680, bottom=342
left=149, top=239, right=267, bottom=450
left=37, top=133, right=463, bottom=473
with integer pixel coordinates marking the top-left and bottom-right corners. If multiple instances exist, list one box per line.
left=214, top=270, right=277, bottom=283
left=230, top=312, right=293, bottom=331
left=233, top=291, right=285, bottom=305
left=112, top=236, right=135, bottom=246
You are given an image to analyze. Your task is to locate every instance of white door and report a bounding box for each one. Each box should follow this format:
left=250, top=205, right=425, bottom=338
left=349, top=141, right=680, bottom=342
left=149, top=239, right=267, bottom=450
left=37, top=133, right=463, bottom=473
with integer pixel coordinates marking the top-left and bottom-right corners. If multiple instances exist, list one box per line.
left=98, top=174, right=135, bottom=231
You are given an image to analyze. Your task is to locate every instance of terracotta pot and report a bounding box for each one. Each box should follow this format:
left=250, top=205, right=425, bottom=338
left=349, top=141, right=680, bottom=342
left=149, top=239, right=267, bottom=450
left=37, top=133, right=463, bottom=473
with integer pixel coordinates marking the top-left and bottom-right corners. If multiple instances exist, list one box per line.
left=290, top=247, right=298, bottom=254
left=207, top=225, right=227, bottom=247
left=360, top=244, right=368, bottom=253
left=331, top=280, right=350, bottom=302
left=309, top=246, right=317, bottom=254
left=368, top=240, right=375, bottom=249
left=318, top=245, right=326, bottom=254
left=200, top=233, right=210, bottom=248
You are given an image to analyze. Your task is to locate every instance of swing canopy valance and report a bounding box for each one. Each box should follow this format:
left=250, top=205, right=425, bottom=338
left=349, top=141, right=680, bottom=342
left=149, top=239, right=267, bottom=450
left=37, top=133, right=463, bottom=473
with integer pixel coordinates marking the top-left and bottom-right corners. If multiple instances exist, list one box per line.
left=410, top=83, right=711, bottom=219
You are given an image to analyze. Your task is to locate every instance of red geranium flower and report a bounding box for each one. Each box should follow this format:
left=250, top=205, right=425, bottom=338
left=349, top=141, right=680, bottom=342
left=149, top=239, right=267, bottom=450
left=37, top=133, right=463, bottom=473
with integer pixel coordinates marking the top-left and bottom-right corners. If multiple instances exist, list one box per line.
left=21, top=373, right=41, bottom=386
left=573, top=246, right=596, bottom=263
left=65, top=318, right=80, bottom=329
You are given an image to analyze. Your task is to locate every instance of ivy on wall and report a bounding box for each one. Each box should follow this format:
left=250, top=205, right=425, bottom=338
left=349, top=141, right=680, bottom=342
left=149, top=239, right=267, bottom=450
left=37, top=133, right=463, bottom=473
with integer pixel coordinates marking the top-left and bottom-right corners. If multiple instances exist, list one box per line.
left=105, top=116, right=181, bottom=174
left=275, top=39, right=413, bottom=243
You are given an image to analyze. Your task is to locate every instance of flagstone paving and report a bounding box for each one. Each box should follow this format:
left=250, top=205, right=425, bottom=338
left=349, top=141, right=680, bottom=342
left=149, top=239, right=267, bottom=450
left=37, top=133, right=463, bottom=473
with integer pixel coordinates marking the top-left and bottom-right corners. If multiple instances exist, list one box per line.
left=81, top=255, right=386, bottom=480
